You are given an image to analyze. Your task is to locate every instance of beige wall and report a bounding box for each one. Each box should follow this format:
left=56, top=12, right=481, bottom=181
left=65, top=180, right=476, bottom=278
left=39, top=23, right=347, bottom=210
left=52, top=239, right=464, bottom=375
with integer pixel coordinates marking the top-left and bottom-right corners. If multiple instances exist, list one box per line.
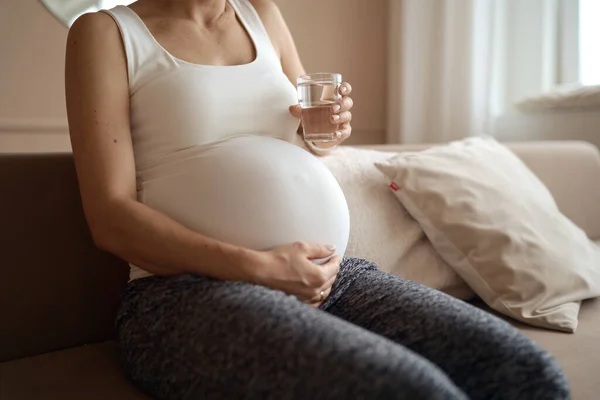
left=0, top=0, right=71, bottom=152
left=0, top=0, right=388, bottom=152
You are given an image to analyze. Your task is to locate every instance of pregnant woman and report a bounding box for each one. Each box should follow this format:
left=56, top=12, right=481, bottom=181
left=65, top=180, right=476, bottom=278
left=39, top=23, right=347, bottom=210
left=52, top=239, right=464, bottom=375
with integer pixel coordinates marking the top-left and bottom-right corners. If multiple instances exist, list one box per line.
left=65, top=0, right=568, bottom=399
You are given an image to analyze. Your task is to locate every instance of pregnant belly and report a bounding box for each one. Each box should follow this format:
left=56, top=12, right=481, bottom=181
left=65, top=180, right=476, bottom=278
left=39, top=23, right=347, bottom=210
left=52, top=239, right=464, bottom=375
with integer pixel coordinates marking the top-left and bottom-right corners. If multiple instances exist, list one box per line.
left=139, top=136, right=350, bottom=259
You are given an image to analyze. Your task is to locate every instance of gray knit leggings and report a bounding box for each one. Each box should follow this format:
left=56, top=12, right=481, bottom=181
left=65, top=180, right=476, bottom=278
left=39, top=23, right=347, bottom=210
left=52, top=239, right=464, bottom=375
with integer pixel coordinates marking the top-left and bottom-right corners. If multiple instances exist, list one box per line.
left=117, top=258, right=569, bottom=400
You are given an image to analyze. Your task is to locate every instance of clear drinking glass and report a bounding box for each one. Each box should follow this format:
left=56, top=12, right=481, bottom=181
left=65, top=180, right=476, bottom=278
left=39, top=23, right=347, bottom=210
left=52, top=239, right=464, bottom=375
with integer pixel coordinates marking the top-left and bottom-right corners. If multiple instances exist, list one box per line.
left=297, top=73, right=342, bottom=142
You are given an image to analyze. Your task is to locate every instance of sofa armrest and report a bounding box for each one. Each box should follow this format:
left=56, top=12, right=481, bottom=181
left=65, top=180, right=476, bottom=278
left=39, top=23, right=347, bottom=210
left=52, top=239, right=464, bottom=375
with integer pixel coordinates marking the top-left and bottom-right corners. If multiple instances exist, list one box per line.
left=353, top=141, right=600, bottom=240
left=0, top=154, right=128, bottom=362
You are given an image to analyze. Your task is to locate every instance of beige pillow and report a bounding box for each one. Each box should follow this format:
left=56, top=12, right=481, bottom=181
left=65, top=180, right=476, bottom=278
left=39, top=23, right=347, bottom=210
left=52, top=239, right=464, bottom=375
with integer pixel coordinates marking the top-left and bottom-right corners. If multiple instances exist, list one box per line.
left=375, top=137, right=600, bottom=332
left=322, top=147, right=473, bottom=299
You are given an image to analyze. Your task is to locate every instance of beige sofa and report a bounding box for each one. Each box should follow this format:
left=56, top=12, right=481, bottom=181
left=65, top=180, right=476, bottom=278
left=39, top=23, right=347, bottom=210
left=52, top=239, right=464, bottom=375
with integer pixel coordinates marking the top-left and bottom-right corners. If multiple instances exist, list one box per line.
left=1, top=141, right=599, bottom=399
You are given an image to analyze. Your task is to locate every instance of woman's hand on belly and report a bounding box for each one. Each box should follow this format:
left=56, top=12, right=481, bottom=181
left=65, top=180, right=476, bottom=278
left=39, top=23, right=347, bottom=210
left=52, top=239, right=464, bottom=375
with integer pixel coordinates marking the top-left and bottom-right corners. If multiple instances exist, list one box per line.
left=246, top=241, right=341, bottom=307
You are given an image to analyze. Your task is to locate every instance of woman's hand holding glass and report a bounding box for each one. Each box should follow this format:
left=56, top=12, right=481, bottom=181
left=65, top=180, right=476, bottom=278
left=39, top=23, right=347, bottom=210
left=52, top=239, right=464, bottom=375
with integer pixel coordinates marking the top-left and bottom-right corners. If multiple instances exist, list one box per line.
left=289, top=82, right=353, bottom=147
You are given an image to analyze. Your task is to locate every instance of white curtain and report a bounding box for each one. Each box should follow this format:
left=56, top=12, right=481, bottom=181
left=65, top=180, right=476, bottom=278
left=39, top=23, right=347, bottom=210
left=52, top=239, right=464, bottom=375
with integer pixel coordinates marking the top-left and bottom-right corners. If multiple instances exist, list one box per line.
left=387, top=0, right=579, bottom=144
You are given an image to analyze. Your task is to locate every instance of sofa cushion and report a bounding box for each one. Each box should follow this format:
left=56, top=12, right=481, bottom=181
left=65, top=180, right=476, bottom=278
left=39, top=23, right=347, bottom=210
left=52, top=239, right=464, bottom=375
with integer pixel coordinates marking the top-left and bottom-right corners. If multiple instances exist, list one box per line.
left=322, top=147, right=473, bottom=299
left=0, top=154, right=129, bottom=362
left=473, top=297, right=600, bottom=400
left=0, top=341, right=149, bottom=400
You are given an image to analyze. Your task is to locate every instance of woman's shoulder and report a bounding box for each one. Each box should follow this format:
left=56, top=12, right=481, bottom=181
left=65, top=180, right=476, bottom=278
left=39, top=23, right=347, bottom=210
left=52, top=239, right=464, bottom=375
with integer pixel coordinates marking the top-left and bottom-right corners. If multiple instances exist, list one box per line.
left=248, top=0, right=286, bottom=24
left=247, top=0, right=287, bottom=53
left=66, top=11, right=127, bottom=84
left=69, top=11, right=118, bottom=36
left=67, top=11, right=124, bottom=59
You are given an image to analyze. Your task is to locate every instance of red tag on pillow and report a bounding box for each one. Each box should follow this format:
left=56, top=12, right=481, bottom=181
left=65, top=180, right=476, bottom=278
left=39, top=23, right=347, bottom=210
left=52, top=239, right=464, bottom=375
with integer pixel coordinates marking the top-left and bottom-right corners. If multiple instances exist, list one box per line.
left=389, top=182, right=400, bottom=191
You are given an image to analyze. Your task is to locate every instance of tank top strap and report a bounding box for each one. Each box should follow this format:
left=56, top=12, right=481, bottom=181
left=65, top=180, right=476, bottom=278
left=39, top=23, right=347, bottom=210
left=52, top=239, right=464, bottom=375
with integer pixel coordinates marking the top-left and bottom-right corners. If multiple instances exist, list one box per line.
left=227, top=0, right=282, bottom=69
left=101, top=6, right=178, bottom=93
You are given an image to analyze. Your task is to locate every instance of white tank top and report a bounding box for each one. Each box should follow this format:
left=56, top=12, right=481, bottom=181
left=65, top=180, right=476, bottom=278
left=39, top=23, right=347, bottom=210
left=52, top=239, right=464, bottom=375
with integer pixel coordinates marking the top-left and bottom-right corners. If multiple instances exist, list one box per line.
left=102, top=2, right=350, bottom=281
left=102, top=1, right=299, bottom=169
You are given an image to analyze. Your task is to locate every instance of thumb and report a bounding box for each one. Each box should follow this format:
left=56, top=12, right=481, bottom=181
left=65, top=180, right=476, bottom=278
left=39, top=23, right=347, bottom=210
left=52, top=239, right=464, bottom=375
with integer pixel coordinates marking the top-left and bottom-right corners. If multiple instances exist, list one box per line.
left=304, top=243, right=337, bottom=259
left=289, top=104, right=302, bottom=119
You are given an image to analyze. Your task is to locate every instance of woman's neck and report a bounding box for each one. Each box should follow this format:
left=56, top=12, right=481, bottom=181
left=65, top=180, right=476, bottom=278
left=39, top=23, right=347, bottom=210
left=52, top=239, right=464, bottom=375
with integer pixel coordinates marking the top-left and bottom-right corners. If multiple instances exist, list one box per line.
left=149, top=0, right=229, bottom=27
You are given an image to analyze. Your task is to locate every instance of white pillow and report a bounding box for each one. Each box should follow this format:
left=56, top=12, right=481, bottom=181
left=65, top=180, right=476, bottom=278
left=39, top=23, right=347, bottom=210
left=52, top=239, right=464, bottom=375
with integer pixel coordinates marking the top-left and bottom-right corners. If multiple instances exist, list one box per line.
left=322, top=147, right=473, bottom=299
left=375, top=136, right=600, bottom=332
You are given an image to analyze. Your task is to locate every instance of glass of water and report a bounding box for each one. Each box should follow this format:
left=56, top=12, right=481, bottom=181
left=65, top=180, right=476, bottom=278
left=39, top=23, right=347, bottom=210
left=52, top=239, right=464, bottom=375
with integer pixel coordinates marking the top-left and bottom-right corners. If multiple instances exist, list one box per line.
left=297, top=73, right=342, bottom=142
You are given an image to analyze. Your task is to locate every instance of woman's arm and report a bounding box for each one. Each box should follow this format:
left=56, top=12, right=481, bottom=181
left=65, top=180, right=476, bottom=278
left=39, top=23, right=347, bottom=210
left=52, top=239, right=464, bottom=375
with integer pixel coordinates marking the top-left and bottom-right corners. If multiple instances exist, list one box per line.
left=66, top=12, right=261, bottom=280
left=251, top=0, right=353, bottom=156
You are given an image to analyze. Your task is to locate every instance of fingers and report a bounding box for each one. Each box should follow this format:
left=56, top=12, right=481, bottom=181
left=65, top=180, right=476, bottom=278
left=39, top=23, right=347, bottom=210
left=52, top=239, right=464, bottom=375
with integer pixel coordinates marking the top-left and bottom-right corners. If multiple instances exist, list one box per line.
left=319, top=273, right=337, bottom=293
left=302, top=255, right=340, bottom=306
left=338, top=82, right=352, bottom=97
left=306, top=272, right=337, bottom=305
left=330, top=95, right=352, bottom=136
left=331, top=111, right=351, bottom=124
left=320, top=255, right=341, bottom=280
left=331, top=97, right=352, bottom=127
left=298, top=241, right=336, bottom=259
left=306, top=285, right=332, bottom=305
left=289, top=104, right=302, bottom=119
left=304, top=255, right=340, bottom=305
left=332, top=123, right=351, bottom=142
left=332, top=96, right=353, bottom=113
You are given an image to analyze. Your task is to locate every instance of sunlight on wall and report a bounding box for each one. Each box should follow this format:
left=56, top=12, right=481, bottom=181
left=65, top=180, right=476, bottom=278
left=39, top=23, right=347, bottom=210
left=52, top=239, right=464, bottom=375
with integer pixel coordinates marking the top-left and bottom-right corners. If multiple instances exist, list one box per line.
left=579, top=0, right=600, bottom=85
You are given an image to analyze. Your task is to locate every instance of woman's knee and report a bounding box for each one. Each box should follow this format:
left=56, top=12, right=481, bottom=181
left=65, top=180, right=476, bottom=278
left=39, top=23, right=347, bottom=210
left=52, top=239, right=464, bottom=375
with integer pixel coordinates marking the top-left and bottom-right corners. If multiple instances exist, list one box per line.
left=531, top=354, right=570, bottom=400
left=459, top=325, right=570, bottom=400
left=400, top=299, right=569, bottom=399
left=315, top=333, right=468, bottom=400
left=495, top=343, right=569, bottom=400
